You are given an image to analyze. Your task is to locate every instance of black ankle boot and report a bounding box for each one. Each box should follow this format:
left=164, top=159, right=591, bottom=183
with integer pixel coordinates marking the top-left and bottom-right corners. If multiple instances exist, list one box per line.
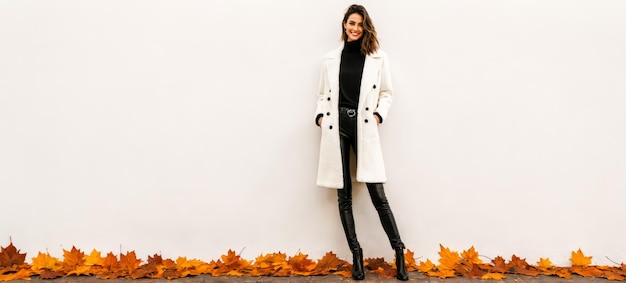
left=395, top=247, right=409, bottom=281
left=351, top=248, right=365, bottom=280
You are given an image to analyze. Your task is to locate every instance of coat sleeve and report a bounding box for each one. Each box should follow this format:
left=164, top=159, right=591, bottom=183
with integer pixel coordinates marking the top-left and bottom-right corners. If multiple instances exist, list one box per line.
left=374, top=53, right=393, bottom=122
left=314, top=61, right=327, bottom=125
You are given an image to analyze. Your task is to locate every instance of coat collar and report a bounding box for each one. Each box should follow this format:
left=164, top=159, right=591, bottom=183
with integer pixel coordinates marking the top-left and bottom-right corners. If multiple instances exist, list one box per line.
left=325, top=43, right=384, bottom=60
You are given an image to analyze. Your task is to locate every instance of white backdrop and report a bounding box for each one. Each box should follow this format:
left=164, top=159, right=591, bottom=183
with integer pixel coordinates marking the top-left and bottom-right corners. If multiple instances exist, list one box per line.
left=1, top=0, right=625, bottom=266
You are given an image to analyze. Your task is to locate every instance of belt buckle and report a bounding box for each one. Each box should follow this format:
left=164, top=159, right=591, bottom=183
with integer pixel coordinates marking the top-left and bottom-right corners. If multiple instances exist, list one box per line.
left=347, top=109, right=356, bottom=117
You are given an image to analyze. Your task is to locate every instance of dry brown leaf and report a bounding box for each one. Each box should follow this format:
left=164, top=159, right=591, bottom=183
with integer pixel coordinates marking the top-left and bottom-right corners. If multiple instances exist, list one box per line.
left=0, top=243, right=26, bottom=268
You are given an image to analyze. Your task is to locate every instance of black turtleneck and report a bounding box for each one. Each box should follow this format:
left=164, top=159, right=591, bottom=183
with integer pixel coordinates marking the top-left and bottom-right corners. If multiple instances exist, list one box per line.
left=339, top=39, right=365, bottom=109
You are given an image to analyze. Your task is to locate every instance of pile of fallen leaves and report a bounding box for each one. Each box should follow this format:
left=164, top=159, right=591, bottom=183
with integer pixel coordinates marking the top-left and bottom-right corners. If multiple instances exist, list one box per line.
left=416, top=245, right=626, bottom=281
left=1, top=241, right=625, bottom=281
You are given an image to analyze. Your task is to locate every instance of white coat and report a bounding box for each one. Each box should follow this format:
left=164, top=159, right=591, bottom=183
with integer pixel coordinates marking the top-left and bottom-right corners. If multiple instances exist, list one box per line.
left=315, top=44, right=393, bottom=189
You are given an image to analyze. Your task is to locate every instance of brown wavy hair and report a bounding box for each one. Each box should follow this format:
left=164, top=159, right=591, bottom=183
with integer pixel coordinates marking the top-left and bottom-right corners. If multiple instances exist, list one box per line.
left=341, top=4, right=379, bottom=55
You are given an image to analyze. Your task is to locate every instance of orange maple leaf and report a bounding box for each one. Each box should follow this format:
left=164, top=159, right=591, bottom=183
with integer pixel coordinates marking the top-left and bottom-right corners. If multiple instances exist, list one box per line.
left=0, top=242, right=26, bottom=268
left=570, top=249, right=592, bottom=266
left=0, top=268, right=32, bottom=281
left=416, top=259, right=435, bottom=273
left=311, top=252, right=346, bottom=276
left=490, top=256, right=508, bottom=273
left=62, top=246, right=85, bottom=274
left=402, top=249, right=418, bottom=271
left=250, top=253, right=285, bottom=276
left=119, top=251, right=142, bottom=275
left=571, top=265, right=604, bottom=277
left=604, top=270, right=625, bottom=281
left=101, top=252, right=119, bottom=271
left=537, top=257, right=553, bottom=269
left=437, top=244, right=461, bottom=270
left=288, top=252, right=316, bottom=276
left=461, top=246, right=482, bottom=265
left=555, top=267, right=572, bottom=279
left=481, top=272, right=506, bottom=280
left=428, top=268, right=456, bottom=279
left=31, top=252, right=61, bottom=272
left=213, top=249, right=252, bottom=276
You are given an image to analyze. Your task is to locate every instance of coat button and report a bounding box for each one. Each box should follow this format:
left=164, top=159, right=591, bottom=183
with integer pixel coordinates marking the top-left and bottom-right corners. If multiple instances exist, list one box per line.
left=365, top=107, right=369, bottom=111
left=326, top=112, right=330, bottom=116
left=327, top=97, right=331, bottom=101
left=373, top=84, right=377, bottom=89
left=329, top=125, right=333, bottom=129
left=364, top=119, right=369, bottom=123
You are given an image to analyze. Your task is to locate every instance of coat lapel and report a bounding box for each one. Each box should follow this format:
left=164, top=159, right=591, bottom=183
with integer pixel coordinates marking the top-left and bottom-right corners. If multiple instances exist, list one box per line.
left=359, top=52, right=383, bottom=108
left=325, top=46, right=342, bottom=95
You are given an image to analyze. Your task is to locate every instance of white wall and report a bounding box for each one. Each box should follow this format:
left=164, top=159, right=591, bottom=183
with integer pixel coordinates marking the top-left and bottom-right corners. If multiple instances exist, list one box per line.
left=1, top=0, right=625, bottom=266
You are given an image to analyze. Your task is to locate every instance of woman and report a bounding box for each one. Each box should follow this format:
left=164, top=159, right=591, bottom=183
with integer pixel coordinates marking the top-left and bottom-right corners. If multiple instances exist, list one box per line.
left=314, top=4, right=409, bottom=281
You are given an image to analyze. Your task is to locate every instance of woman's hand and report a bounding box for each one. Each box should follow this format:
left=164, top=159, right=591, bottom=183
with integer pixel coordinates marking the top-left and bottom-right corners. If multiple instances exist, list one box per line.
left=374, top=115, right=380, bottom=124
left=317, top=117, right=323, bottom=126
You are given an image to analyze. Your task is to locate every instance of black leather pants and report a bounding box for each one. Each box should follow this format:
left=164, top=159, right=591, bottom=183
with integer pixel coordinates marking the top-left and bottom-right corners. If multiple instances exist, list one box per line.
left=337, top=108, right=404, bottom=251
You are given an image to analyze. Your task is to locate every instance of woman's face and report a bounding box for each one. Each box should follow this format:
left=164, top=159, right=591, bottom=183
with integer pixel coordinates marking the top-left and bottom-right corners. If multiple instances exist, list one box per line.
left=343, top=13, right=364, bottom=42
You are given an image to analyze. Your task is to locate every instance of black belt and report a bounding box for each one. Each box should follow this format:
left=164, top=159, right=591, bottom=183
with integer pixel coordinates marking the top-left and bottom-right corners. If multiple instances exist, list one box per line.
left=339, top=107, right=357, bottom=118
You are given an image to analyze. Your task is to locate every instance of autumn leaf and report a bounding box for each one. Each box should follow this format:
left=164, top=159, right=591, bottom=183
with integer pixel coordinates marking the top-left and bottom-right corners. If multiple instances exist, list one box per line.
left=84, top=249, right=103, bottom=266
left=364, top=258, right=395, bottom=278
left=30, top=252, right=61, bottom=272
left=250, top=253, right=289, bottom=276
left=570, top=249, right=592, bottom=266
left=507, top=255, right=539, bottom=276
left=461, top=246, right=482, bottom=265
left=604, top=270, right=625, bottom=281
left=428, top=268, right=456, bottom=279
left=0, top=242, right=26, bottom=268
left=490, top=256, right=508, bottom=273
left=571, top=265, right=604, bottom=277
left=555, top=267, right=572, bottom=279
left=416, top=259, right=435, bottom=273
left=364, top=257, right=385, bottom=270
left=62, top=246, right=85, bottom=274
left=213, top=249, right=252, bottom=276
left=39, top=270, right=63, bottom=279
left=101, top=252, right=119, bottom=271
left=537, top=257, right=553, bottom=269
left=0, top=268, right=32, bottom=282
left=119, top=251, right=141, bottom=275
left=404, top=249, right=418, bottom=271
left=288, top=252, right=316, bottom=276
left=311, top=252, right=347, bottom=276
left=481, top=272, right=506, bottom=280
left=437, top=244, right=461, bottom=271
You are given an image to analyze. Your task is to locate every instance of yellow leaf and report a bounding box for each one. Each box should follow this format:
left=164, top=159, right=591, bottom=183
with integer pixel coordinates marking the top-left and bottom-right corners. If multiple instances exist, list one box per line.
left=461, top=246, right=482, bottom=265
left=537, top=257, right=553, bottom=269
left=416, top=259, right=435, bottom=273
left=0, top=268, right=32, bottom=281
left=428, top=268, right=456, bottom=279
left=437, top=244, right=461, bottom=270
left=481, top=272, right=506, bottom=280
left=84, top=249, right=103, bottom=266
left=570, top=249, right=592, bottom=266
left=30, top=252, right=61, bottom=272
